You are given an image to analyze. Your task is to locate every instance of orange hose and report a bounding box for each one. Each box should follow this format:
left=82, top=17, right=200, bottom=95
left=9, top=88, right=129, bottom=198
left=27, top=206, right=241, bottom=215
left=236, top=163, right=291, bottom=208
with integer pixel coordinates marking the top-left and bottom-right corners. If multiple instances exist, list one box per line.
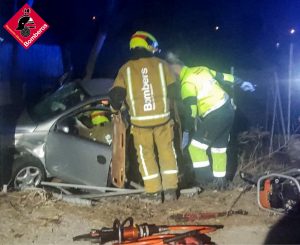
left=117, top=236, right=174, bottom=245
left=118, top=238, right=165, bottom=245
left=165, top=225, right=218, bottom=234
left=115, top=225, right=219, bottom=245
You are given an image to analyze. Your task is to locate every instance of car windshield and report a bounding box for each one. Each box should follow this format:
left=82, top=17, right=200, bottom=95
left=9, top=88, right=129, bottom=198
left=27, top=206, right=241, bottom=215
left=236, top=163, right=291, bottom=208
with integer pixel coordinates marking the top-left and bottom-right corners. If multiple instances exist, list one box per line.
left=29, top=82, right=88, bottom=122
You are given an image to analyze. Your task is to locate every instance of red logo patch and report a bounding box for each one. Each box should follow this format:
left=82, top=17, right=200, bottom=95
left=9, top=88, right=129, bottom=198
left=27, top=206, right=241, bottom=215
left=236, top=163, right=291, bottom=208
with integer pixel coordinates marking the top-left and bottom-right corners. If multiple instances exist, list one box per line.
left=3, top=3, right=49, bottom=49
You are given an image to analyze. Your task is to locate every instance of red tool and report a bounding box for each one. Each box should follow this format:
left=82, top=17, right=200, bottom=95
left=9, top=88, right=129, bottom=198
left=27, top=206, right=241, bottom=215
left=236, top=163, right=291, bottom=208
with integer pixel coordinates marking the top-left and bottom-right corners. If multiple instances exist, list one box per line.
left=73, top=217, right=223, bottom=244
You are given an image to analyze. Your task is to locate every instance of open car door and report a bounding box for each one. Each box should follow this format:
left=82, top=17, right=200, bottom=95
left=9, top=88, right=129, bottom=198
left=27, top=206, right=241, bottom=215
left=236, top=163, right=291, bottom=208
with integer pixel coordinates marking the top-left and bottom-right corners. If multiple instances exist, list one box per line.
left=111, top=112, right=126, bottom=188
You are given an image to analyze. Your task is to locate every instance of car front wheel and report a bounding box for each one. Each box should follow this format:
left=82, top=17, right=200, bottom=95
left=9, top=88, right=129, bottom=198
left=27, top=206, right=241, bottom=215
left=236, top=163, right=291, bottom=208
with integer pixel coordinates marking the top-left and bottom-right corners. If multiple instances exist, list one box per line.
left=12, top=157, right=46, bottom=190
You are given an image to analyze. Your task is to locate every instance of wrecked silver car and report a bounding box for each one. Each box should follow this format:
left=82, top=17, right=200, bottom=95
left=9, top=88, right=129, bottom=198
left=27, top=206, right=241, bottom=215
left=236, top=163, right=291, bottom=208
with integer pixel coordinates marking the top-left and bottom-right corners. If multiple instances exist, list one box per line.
left=13, top=78, right=127, bottom=189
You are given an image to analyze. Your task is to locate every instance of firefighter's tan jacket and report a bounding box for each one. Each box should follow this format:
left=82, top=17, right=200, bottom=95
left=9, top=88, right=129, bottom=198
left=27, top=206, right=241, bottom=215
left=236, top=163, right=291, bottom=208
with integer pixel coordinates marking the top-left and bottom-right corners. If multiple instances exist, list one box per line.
left=112, top=57, right=175, bottom=127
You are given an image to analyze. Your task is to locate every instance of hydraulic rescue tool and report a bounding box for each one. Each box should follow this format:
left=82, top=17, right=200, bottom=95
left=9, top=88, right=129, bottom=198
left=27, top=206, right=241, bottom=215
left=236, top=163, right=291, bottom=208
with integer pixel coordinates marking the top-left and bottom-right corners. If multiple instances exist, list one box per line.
left=240, top=168, right=300, bottom=213
left=73, top=217, right=223, bottom=244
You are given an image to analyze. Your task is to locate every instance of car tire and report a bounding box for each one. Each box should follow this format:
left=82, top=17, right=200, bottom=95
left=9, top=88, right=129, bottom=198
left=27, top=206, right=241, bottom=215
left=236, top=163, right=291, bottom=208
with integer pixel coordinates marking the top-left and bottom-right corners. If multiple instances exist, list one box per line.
left=12, top=156, right=46, bottom=190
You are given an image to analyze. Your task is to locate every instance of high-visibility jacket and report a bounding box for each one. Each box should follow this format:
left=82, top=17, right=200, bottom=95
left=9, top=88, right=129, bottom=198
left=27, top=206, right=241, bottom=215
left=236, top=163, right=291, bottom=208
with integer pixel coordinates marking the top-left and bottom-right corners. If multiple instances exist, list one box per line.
left=111, top=57, right=175, bottom=127
left=180, top=66, right=236, bottom=130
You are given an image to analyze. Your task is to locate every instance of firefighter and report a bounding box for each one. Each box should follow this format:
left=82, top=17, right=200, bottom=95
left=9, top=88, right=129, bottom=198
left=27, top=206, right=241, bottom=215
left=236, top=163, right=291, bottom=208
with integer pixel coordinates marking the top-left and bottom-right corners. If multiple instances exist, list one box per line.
left=90, top=111, right=110, bottom=126
left=109, top=31, right=179, bottom=203
left=89, top=111, right=112, bottom=145
left=75, top=109, right=112, bottom=145
left=167, top=53, right=255, bottom=190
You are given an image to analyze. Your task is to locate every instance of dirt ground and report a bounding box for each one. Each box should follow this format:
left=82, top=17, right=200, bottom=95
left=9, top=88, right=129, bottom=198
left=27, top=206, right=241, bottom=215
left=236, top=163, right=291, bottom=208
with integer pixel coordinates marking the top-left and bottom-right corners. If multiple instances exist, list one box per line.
left=0, top=187, right=284, bottom=245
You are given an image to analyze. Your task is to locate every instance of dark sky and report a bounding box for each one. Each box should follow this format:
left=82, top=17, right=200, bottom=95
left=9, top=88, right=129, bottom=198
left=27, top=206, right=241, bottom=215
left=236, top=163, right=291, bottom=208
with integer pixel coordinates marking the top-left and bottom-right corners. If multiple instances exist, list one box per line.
left=1, top=0, right=300, bottom=77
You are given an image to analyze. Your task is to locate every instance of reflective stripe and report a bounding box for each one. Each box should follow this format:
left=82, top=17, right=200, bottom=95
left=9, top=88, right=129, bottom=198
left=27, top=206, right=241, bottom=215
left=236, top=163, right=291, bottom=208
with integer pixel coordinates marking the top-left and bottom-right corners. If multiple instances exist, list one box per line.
left=158, top=63, right=167, bottom=113
left=143, top=173, right=160, bottom=180
left=150, top=83, right=156, bottom=110
left=213, top=171, right=226, bottom=177
left=162, top=169, right=178, bottom=175
left=172, top=142, right=177, bottom=160
left=193, top=161, right=210, bottom=168
left=191, top=139, right=209, bottom=150
left=202, top=97, right=228, bottom=117
left=211, top=147, right=227, bottom=153
left=131, top=112, right=170, bottom=121
left=191, top=105, right=197, bottom=118
left=126, top=67, right=136, bottom=116
left=139, top=145, right=148, bottom=176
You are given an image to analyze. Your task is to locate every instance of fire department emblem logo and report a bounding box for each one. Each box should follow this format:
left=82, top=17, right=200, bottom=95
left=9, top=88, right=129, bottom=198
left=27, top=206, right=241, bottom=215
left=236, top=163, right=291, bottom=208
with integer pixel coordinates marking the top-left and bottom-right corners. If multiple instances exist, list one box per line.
left=16, top=8, right=36, bottom=38
left=3, top=3, right=49, bottom=49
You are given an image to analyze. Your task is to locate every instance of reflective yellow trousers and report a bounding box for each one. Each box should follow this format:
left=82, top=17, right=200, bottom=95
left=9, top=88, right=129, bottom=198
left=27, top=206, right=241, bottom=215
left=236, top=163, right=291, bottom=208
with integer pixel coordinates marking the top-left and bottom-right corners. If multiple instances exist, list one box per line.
left=131, top=120, right=178, bottom=193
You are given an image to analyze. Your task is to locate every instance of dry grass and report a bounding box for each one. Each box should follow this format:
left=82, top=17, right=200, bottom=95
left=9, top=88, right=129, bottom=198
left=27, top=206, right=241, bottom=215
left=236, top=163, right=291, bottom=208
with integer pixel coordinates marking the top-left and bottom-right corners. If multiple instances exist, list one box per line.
left=233, top=128, right=291, bottom=185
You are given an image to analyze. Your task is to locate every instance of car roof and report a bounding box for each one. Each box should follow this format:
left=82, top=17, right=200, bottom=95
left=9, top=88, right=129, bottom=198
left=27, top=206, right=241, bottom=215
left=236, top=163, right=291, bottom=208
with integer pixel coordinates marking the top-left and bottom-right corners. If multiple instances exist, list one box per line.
left=78, top=78, right=114, bottom=96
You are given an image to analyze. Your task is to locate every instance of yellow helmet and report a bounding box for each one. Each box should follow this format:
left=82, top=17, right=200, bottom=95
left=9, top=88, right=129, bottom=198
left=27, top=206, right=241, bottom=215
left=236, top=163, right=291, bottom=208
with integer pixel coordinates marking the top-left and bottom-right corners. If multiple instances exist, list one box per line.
left=129, top=31, right=159, bottom=53
left=91, top=111, right=109, bottom=125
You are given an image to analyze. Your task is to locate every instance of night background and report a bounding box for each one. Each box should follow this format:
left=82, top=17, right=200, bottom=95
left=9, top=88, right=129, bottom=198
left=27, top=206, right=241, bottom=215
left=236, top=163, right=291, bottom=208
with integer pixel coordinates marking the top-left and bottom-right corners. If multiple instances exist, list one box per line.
left=1, top=0, right=300, bottom=78
left=1, top=0, right=300, bottom=183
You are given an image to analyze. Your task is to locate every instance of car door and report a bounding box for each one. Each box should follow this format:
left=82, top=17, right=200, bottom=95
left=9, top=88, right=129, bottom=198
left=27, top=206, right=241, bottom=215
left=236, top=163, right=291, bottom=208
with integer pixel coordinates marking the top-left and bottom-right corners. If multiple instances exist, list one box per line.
left=45, top=107, right=113, bottom=187
left=110, top=112, right=126, bottom=188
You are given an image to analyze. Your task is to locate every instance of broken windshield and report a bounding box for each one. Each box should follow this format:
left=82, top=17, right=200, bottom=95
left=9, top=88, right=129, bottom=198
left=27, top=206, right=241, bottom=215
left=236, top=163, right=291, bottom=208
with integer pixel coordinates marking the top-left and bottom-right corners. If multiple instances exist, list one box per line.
left=29, top=82, right=88, bottom=122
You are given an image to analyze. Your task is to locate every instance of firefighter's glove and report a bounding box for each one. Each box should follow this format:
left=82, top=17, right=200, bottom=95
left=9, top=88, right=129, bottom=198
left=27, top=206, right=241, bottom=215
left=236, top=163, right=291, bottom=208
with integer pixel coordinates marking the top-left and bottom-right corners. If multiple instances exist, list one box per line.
left=181, top=131, right=190, bottom=150
left=110, top=105, right=119, bottom=114
left=240, top=81, right=255, bottom=92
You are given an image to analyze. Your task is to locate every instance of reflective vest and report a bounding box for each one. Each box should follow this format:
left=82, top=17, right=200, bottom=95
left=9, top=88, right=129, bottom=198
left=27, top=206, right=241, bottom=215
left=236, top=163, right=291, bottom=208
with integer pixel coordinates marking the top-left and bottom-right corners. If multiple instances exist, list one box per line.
left=180, top=66, right=235, bottom=117
left=113, top=57, right=175, bottom=127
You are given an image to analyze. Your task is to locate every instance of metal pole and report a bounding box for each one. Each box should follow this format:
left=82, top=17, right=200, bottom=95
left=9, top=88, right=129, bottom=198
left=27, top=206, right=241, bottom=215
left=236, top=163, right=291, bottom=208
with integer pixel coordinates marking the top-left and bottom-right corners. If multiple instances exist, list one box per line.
left=274, top=72, right=287, bottom=144
left=287, top=43, right=294, bottom=141
left=269, top=81, right=277, bottom=156
left=265, top=88, right=270, bottom=131
left=41, top=181, right=142, bottom=192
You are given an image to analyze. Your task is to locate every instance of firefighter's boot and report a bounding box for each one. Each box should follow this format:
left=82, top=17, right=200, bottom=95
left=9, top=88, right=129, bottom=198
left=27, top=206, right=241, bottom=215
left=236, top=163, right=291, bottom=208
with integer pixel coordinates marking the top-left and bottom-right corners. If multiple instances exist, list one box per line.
left=140, top=191, right=162, bottom=204
left=213, top=177, right=229, bottom=191
left=163, top=189, right=177, bottom=202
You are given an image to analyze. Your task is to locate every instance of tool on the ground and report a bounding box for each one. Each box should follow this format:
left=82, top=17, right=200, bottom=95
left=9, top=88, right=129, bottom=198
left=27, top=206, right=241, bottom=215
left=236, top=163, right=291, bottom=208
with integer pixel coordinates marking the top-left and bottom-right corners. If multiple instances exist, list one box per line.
left=120, top=230, right=213, bottom=245
left=73, top=216, right=223, bottom=244
left=170, top=209, right=248, bottom=222
left=240, top=168, right=300, bottom=213
left=179, top=187, right=202, bottom=196
left=227, top=185, right=253, bottom=211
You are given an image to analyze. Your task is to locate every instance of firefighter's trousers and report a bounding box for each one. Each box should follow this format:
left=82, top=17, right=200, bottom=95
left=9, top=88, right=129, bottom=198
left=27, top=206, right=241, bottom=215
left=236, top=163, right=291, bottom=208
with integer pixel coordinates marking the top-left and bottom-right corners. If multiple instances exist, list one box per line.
left=188, top=100, right=235, bottom=183
left=131, top=120, right=178, bottom=193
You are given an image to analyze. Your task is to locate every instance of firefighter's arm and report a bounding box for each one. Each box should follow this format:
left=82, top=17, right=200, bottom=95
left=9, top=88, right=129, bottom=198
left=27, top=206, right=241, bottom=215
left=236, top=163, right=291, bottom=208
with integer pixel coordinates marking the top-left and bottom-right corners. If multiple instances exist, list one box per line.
left=167, top=83, right=176, bottom=115
left=211, top=69, right=234, bottom=91
left=214, top=71, right=255, bottom=92
left=108, top=87, right=126, bottom=112
left=181, top=82, right=197, bottom=132
left=164, top=61, right=181, bottom=118
left=164, top=61, right=178, bottom=101
left=109, top=69, right=127, bottom=112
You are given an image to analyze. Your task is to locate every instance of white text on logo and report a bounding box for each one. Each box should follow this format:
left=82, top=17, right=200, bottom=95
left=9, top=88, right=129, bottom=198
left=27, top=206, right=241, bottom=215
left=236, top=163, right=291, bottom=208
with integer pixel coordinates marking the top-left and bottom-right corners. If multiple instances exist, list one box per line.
left=141, top=67, right=155, bottom=111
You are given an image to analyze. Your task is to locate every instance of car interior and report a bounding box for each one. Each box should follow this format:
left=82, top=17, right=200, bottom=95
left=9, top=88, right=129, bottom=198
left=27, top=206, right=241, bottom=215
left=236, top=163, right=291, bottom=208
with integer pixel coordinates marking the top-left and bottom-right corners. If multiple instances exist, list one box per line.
left=55, top=104, right=113, bottom=146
